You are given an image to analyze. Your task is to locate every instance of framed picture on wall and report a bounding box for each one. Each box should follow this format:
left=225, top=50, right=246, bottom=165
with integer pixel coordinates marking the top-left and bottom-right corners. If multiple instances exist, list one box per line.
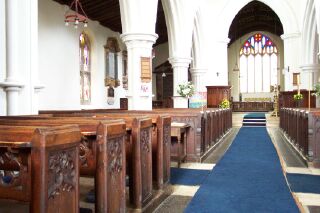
left=104, top=37, right=120, bottom=87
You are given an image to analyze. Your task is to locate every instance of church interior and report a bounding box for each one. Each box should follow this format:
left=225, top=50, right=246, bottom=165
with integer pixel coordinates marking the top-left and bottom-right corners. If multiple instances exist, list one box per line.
left=0, top=0, right=320, bottom=212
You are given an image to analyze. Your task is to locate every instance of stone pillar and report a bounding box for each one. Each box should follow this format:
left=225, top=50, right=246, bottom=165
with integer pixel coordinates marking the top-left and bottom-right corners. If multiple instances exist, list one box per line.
left=121, top=33, right=158, bottom=110
left=169, top=57, right=192, bottom=108
left=281, top=33, right=301, bottom=91
left=0, top=0, right=24, bottom=115
left=315, top=0, right=320, bottom=58
left=0, top=0, right=41, bottom=115
left=190, top=68, right=207, bottom=92
left=207, top=38, right=230, bottom=86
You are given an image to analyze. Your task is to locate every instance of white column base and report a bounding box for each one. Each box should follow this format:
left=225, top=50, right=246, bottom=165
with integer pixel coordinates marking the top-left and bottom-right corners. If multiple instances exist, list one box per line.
left=172, top=96, right=188, bottom=108
left=127, top=95, right=152, bottom=110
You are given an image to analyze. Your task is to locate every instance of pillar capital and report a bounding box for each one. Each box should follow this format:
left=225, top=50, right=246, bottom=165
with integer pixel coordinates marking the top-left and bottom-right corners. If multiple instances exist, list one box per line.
left=120, top=33, right=158, bottom=49
left=0, top=81, right=24, bottom=89
left=190, top=68, right=207, bottom=75
left=215, top=37, right=230, bottom=45
left=281, top=32, right=301, bottom=40
left=168, top=57, right=192, bottom=69
left=300, top=64, right=320, bottom=73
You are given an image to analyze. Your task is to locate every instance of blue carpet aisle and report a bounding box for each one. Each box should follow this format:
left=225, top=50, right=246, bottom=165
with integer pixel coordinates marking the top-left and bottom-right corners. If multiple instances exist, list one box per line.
left=185, top=127, right=299, bottom=213
left=287, top=173, right=320, bottom=194
left=170, top=168, right=211, bottom=186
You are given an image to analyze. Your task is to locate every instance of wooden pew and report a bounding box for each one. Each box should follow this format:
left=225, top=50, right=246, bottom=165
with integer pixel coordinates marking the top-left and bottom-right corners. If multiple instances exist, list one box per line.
left=47, top=112, right=171, bottom=190
left=0, top=116, right=152, bottom=210
left=40, top=108, right=233, bottom=162
left=311, top=112, right=320, bottom=167
left=280, top=108, right=320, bottom=167
left=0, top=125, right=81, bottom=213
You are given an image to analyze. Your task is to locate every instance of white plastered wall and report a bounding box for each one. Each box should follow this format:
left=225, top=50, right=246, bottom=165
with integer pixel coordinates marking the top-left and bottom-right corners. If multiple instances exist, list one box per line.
left=38, top=0, right=126, bottom=110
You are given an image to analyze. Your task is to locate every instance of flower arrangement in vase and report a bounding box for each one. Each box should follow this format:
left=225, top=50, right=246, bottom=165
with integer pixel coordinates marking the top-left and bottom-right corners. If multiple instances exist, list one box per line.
left=219, top=99, right=230, bottom=109
left=177, top=81, right=195, bottom=98
left=293, top=93, right=303, bottom=101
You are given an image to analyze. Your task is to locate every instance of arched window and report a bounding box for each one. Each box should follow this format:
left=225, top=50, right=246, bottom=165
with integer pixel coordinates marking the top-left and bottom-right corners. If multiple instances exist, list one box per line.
left=79, top=32, right=91, bottom=104
left=239, top=33, right=278, bottom=93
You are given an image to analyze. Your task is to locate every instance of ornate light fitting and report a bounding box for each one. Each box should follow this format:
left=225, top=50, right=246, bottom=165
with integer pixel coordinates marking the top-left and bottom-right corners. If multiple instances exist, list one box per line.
left=64, top=0, right=88, bottom=29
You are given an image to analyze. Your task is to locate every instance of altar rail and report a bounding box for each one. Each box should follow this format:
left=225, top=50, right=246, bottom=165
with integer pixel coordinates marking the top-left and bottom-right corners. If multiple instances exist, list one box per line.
left=232, top=101, right=274, bottom=112
left=280, top=108, right=320, bottom=167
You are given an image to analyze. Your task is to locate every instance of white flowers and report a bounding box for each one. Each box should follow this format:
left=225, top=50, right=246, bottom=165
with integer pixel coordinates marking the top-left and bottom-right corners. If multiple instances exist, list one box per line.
left=177, top=82, right=195, bottom=98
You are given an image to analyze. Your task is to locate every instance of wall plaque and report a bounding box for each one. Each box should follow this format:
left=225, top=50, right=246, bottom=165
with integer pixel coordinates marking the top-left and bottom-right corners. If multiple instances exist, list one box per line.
left=141, top=57, right=151, bottom=82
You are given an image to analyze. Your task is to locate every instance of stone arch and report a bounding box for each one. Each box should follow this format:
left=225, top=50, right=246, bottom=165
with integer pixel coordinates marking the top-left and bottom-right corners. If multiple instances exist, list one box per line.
left=301, top=0, right=318, bottom=65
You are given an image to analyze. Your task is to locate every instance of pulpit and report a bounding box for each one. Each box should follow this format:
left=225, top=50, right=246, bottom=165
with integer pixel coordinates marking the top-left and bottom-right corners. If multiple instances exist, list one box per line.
left=206, top=86, right=231, bottom=108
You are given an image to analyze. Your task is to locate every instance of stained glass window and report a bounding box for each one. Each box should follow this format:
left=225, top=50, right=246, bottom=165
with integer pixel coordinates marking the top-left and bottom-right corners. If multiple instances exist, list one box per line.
left=80, top=32, right=91, bottom=104
left=239, top=33, right=278, bottom=93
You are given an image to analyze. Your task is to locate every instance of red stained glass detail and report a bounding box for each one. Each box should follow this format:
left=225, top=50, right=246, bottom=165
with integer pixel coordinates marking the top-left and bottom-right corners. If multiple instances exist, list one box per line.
left=254, top=33, right=262, bottom=42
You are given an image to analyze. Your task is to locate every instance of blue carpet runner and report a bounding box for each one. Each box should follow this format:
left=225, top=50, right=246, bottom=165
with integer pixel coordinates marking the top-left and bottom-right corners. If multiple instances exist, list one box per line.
left=287, top=173, right=320, bottom=194
left=243, top=113, right=266, bottom=127
left=170, top=168, right=211, bottom=186
left=185, top=127, right=299, bottom=213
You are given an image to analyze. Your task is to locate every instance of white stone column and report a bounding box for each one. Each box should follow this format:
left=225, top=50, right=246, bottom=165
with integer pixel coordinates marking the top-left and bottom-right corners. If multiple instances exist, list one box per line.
left=190, top=68, right=207, bottom=92
left=281, top=32, right=301, bottom=91
left=207, top=38, right=230, bottom=86
left=169, top=57, right=192, bottom=108
left=0, top=0, right=24, bottom=115
left=315, top=0, right=320, bottom=58
left=121, top=33, right=158, bottom=110
left=0, top=0, right=40, bottom=115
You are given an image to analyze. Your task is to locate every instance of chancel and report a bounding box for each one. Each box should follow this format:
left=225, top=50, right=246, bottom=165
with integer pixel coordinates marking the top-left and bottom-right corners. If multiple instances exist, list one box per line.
left=0, top=0, right=320, bottom=212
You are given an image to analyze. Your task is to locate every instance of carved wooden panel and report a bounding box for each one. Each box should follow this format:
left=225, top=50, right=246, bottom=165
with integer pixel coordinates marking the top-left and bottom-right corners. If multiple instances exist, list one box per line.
left=163, top=124, right=171, bottom=184
left=48, top=149, right=76, bottom=199
left=140, top=128, right=152, bottom=204
left=313, top=115, right=320, bottom=168
left=107, top=136, right=125, bottom=212
left=0, top=147, right=30, bottom=201
left=107, top=138, right=123, bottom=175
left=79, top=135, right=96, bottom=175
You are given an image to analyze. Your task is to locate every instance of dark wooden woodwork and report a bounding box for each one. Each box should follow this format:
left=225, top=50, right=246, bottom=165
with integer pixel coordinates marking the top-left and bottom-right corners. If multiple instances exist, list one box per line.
left=40, top=108, right=233, bottom=163
left=40, top=110, right=171, bottom=190
left=312, top=112, right=320, bottom=168
left=279, top=90, right=316, bottom=109
left=0, top=125, right=81, bottom=213
left=232, top=101, right=274, bottom=112
left=206, top=86, right=231, bottom=108
left=228, top=1, right=283, bottom=45
left=171, top=123, right=190, bottom=167
left=120, top=98, right=128, bottom=110
left=0, top=117, right=128, bottom=212
left=280, top=108, right=320, bottom=167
